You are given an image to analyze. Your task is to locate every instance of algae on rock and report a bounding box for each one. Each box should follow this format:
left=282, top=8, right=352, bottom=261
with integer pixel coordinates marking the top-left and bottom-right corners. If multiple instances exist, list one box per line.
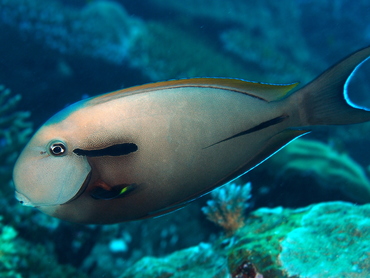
left=119, top=202, right=370, bottom=278
left=280, top=202, right=370, bottom=277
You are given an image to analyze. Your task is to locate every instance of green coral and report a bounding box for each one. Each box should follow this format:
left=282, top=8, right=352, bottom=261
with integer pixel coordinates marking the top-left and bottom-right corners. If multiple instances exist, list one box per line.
left=220, top=28, right=314, bottom=83
left=0, top=216, right=19, bottom=277
left=266, top=138, right=370, bottom=203
left=78, top=1, right=144, bottom=63
left=0, top=85, right=32, bottom=163
left=120, top=243, right=228, bottom=278
left=0, top=0, right=143, bottom=65
left=129, top=21, right=251, bottom=81
left=119, top=202, right=370, bottom=278
left=0, top=85, right=32, bottom=197
left=147, top=0, right=316, bottom=83
left=228, top=202, right=370, bottom=277
left=0, top=216, right=87, bottom=278
left=226, top=206, right=303, bottom=277
left=280, top=202, right=370, bottom=277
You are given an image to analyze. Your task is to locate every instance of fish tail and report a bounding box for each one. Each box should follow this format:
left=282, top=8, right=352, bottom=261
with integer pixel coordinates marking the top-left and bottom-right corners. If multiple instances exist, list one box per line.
left=294, top=46, right=370, bottom=126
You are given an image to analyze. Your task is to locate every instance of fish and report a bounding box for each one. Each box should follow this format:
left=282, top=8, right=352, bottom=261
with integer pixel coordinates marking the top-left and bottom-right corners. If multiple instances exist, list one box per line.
left=13, top=46, right=370, bottom=224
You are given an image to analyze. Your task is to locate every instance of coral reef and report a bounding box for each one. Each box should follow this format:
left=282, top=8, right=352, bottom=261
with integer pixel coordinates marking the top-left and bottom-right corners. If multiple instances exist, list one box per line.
left=202, top=181, right=252, bottom=235
left=265, top=138, right=370, bottom=203
left=119, top=243, right=229, bottom=278
left=119, top=202, right=370, bottom=278
left=220, top=28, right=314, bottom=83
left=0, top=216, right=87, bottom=278
left=81, top=203, right=213, bottom=277
left=0, top=85, right=32, bottom=198
left=127, top=20, right=251, bottom=80
left=0, top=0, right=143, bottom=64
left=279, top=202, right=370, bottom=277
left=147, top=0, right=316, bottom=83
left=0, top=0, right=252, bottom=87
left=299, top=0, right=370, bottom=61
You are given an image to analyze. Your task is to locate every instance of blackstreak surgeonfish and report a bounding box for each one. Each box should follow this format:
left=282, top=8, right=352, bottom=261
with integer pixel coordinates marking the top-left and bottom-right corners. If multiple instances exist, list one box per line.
left=13, top=46, right=370, bottom=224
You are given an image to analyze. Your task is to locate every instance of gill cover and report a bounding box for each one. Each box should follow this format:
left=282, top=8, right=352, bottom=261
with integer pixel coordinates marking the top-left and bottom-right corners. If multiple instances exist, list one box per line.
left=13, top=134, right=91, bottom=207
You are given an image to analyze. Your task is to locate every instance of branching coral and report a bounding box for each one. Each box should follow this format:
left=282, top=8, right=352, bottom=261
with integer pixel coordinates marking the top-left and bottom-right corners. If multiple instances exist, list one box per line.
left=202, top=181, right=252, bottom=235
left=0, top=85, right=32, bottom=194
left=0, top=216, right=87, bottom=277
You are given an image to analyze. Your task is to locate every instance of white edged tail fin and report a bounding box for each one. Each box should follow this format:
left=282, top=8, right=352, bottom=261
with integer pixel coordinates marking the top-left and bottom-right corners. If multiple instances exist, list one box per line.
left=295, top=46, right=370, bottom=126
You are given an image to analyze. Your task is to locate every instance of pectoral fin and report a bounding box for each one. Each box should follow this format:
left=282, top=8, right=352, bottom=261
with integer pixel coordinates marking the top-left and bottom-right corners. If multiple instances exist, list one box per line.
left=90, top=179, right=136, bottom=200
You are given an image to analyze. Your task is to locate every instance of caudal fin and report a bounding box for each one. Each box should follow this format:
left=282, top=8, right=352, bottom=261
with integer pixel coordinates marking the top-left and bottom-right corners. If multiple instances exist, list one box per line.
left=295, top=46, right=370, bottom=126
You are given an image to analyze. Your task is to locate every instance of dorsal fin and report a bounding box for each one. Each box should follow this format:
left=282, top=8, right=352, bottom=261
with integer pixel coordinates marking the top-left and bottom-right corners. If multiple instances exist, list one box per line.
left=181, top=78, right=300, bottom=102
left=90, top=78, right=299, bottom=105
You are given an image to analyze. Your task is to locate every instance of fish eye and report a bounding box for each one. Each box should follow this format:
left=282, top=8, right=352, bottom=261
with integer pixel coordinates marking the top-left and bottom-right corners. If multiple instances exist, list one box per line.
left=48, top=141, right=67, bottom=156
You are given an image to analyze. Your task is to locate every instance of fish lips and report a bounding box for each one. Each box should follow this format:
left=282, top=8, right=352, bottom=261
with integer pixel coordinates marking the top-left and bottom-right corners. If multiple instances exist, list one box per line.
left=15, top=171, right=92, bottom=208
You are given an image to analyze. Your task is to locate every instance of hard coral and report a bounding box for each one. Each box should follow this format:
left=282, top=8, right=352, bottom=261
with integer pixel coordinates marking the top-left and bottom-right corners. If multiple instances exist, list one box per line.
left=148, top=0, right=314, bottom=83
left=267, top=138, right=370, bottom=203
left=0, top=85, right=32, bottom=196
left=120, top=201, right=370, bottom=278
left=0, top=0, right=143, bottom=64
left=120, top=243, right=228, bottom=278
left=0, top=216, right=87, bottom=278
left=279, top=202, right=370, bottom=278
left=129, top=21, right=250, bottom=81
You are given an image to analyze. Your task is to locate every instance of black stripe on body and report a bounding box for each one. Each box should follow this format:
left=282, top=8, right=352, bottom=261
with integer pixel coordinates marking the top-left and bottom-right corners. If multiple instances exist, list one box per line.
left=73, top=143, right=138, bottom=157
left=205, top=114, right=289, bottom=148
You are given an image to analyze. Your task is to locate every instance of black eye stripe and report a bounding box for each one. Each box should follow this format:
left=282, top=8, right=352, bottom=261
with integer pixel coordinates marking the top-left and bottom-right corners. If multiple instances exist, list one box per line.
left=73, top=143, right=138, bottom=157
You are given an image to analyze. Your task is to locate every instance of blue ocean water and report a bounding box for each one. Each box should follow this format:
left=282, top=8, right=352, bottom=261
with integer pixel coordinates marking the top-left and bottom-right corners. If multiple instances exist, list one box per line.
left=1, top=0, right=370, bottom=277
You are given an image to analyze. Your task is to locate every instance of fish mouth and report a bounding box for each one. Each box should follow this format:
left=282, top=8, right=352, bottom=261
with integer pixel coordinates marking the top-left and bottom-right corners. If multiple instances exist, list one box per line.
left=15, top=191, right=35, bottom=207
left=61, top=171, right=92, bottom=205
left=15, top=171, right=92, bottom=207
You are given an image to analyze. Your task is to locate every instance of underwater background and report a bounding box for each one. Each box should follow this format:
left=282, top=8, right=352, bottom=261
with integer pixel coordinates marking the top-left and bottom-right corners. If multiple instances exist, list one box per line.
left=1, top=0, right=370, bottom=277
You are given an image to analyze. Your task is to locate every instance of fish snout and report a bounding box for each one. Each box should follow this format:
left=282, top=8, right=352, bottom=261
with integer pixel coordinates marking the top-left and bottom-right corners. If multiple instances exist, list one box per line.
left=15, top=191, right=35, bottom=207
